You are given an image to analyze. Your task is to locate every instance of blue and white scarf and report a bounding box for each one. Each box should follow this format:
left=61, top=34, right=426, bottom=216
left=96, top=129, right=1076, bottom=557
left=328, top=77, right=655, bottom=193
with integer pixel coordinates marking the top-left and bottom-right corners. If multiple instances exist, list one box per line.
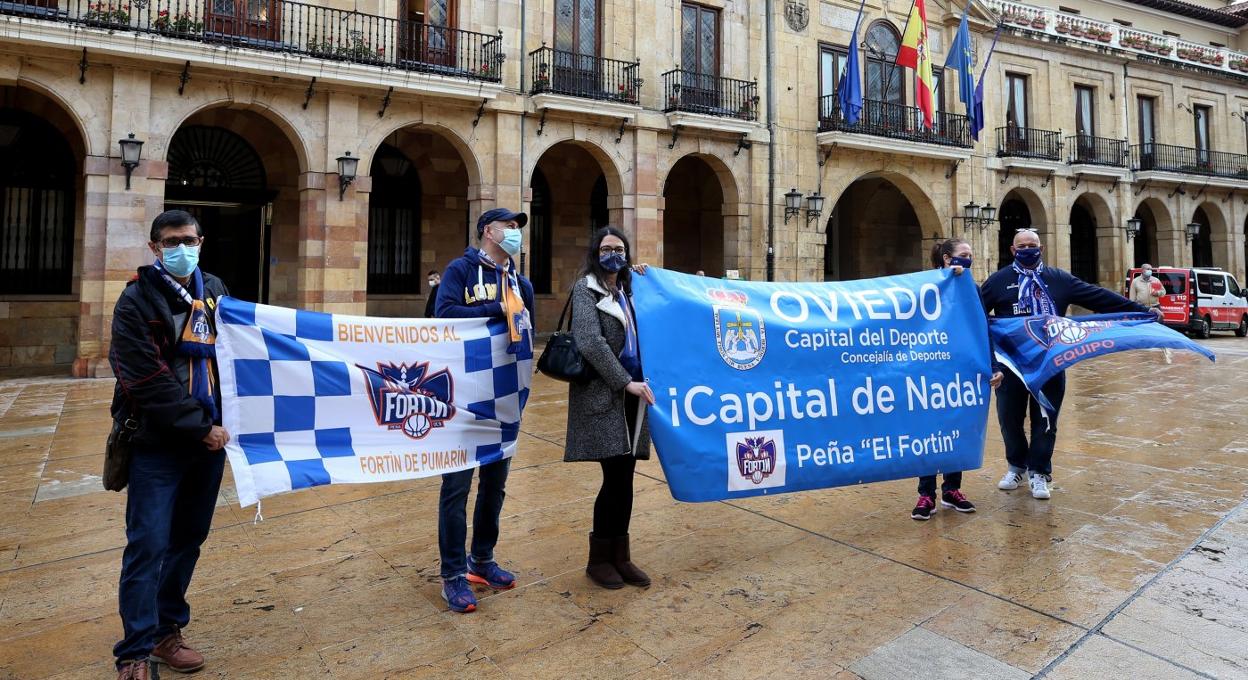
left=154, top=261, right=219, bottom=421
left=1012, top=261, right=1057, bottom=317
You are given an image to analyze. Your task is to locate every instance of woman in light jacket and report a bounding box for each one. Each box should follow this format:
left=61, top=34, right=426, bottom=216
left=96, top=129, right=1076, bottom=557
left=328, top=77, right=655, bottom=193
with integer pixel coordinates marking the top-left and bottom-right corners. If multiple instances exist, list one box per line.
left=565, top=226, right=655, bottom=589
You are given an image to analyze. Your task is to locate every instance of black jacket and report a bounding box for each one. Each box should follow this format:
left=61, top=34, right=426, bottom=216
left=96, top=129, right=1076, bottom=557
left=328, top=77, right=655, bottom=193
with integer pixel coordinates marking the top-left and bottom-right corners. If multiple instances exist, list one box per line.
left=109, top=266, right=228, bottom=449
left=980, top=265, right=1148, bottom=319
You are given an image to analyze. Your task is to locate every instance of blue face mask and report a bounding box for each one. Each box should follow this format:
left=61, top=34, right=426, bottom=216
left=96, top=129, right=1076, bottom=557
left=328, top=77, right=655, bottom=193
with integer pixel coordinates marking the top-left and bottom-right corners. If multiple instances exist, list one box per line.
left=949, top=256, right=973, bottom=269
left=1013, top=247, right=1042, bottom=268
left=496, top=228, right=523, bottom=257
left=161, top=244, right=200, bottom=278
left=599, top=252, right=628, bottom=272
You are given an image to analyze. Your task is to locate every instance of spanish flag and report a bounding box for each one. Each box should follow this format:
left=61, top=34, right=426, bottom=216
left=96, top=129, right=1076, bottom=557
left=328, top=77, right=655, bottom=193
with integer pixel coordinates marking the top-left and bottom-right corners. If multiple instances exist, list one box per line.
left=896, top=0, right=936, bottom=129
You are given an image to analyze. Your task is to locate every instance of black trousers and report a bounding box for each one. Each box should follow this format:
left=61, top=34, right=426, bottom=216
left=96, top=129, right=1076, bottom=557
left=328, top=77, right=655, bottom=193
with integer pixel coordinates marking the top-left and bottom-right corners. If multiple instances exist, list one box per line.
left=593, top=456, right=636, bottom=537
left=917, top=472, right=962, bottom=498
left=996, top=370, right=1066, bottom=477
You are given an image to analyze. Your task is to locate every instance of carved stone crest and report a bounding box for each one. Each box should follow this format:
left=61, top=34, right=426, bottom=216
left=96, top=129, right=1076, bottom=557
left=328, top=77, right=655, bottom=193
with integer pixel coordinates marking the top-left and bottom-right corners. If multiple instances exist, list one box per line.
left=784, top=0, right=809, bottom=32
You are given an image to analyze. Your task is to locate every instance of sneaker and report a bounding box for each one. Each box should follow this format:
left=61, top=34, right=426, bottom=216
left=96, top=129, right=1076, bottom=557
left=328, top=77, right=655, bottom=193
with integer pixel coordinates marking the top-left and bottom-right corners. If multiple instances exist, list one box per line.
left=998, top=470, right=1024, bottom=490
left=1030, top=474, right=1051, bottom=500
left=910, top=495, right=937, bottom=521
left=442, top=577, right=477, bottom=613
left=466, top=559, right=516, bottom=590
left=941, top=489, right=977, bottom=513
left=151, top=628, right=204, bottom=673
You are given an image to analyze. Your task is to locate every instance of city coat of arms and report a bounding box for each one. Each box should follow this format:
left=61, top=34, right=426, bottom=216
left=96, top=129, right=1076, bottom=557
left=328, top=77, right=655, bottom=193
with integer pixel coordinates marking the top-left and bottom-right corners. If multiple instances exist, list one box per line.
left=785, top=0, right=810, bottom=32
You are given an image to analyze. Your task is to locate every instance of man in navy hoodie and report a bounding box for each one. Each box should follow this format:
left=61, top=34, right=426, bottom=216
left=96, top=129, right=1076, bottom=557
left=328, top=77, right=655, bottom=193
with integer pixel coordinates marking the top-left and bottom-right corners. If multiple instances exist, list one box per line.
left=981, top=228, right=1155, bottom=500
left=433, top=208, right=535, bottom=613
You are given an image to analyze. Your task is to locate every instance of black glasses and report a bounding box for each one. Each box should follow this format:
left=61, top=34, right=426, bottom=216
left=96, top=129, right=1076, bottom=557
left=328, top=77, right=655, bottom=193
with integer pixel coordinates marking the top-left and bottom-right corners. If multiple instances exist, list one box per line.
left=598, top=246, right=626, bottom=255
left=157, top=236, right=202, bottom=248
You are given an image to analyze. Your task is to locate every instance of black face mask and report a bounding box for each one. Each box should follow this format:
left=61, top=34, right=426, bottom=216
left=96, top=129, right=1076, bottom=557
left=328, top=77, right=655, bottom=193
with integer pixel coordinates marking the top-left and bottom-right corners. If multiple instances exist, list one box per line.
left=599, top=252, right=628, bottom=272
left=1013, top=247, right=1042, bottom=267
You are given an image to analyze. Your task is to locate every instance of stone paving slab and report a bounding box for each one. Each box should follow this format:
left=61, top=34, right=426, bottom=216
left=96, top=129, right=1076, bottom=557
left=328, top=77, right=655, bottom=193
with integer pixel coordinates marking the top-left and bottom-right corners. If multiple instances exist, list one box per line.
left=0, top=338, right=1246, bottom=678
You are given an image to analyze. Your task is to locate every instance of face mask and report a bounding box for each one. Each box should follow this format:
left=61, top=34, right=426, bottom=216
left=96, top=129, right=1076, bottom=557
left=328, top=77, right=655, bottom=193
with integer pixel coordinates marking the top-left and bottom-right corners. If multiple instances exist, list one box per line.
left=599, top=252, right=628, bottom=272
left=1013, top=247, right=1042, bottom=268
left=494, top=228, right=523, bottom=257
left=949, top=256, right=972, bottom=269
left=1142, top=270, right=1152, bottom=279
left=161, top=244, right=200, bottom=278
left=428, top=278, right=439, bottom=287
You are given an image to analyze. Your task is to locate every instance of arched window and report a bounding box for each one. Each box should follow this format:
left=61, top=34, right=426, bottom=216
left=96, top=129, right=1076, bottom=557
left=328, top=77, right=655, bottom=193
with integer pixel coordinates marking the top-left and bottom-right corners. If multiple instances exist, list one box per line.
left=864, top=22, right=903, bottom=105
left=167, top=125, right=266, bottom=192
left=368, top=143, right=422, bottom=295
left=0, top=109, right=76, bottom=295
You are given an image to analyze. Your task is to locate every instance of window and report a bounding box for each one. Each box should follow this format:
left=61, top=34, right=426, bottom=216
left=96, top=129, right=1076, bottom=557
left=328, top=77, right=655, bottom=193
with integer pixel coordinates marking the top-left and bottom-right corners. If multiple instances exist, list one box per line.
left=1194, top=104, right=1211, bottom=157
left=932, top=66, right=944, bottom=114
left=1227, top=276, right=1242, bottom=299
left=1197, top=273, right=1224, bottom=295
left=1005, top=74, right=1027, bottom=129
left=864, top=22, right=903, bottom=105
left=401, top=0, right=456, bottom=66
left=680, top=4, right=720, bottom=110
left=1075, top=85, right=1096, bottom=136
left=1138, top=96, right=1155, bottom=146
left=819, top=44, right=849, bottom=118
left=1158, top=273, right=1186, bottom=295
left=554, top=0, right=599, bottom=55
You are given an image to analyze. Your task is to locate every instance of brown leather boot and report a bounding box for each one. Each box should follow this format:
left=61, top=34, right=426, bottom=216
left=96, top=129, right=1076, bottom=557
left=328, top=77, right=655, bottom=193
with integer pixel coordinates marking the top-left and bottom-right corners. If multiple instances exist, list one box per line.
left=586, top=533, right=624, bottom=589
left=612, top=534, right=650, bottom=587
left=117, top=659, right=156, bottom=680
left=151, top=629, right=204, bottom=673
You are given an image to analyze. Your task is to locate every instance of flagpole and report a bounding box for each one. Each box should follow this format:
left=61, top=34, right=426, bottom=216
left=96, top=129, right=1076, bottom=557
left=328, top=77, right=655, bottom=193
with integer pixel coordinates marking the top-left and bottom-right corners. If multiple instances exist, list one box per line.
left=882, top=0, right=919, bottom=109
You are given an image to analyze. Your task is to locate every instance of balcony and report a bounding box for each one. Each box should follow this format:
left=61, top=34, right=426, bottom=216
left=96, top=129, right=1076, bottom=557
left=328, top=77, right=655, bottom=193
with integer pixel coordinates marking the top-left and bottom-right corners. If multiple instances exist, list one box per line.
left=985, top=0, right=1248, bottom=81
left=660, top=69, right=758, bottom=135
left=0, top=0, right=504, bottom=98
left=1067, top=136, right=1127, bottom=167
left=1131, top=143, right=1248, bottom=186
left=816, top=96, right=972, bottom=160
left=528, top=46, right=642, bottom=120
left=997, top=126, right=1062, bottom=161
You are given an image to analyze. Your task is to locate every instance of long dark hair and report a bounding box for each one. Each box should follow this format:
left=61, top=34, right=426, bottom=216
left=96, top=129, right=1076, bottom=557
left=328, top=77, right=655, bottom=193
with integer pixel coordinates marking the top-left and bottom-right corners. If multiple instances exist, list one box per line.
left=578, top=226, right=632, bottom=295
left=929, top=238, right=969, bottom=270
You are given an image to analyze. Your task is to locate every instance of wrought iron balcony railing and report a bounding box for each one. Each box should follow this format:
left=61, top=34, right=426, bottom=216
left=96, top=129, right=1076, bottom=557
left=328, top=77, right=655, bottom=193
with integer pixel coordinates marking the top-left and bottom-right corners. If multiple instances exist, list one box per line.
left=996, top=126, right=1062, bottom=161
left=1067, top=135, right=1128, bottom=167
left=661, top=69, right=757, bottom=121
left=1131, top=143, right=1248, bottom=179
left=528, top=46, right=641, bottom=104
left=818, top=96, right=971, bottom=148
left=0, top=0, right=504, bottom=80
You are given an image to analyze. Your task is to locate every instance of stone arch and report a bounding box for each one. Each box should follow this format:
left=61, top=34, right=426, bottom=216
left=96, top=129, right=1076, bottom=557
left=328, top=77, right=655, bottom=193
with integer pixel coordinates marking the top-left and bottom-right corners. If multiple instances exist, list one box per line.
left=358, top=120, right=484, bottom=189
left=525, top=136, right=627, bottom=200
left=1069, top=191, right=1115, bottom=285
left=996, top=187, right=1049, bottom=271
left=1193, top=200, right=1229, bottom=269
left=1131, top=197, right=1170, bottom=268
left=155, top=99, right=312, bottom=175
left=8, top=78, right=97, bottom=158
left=657, top=151, right=742, bottom=208
left=821, top=170, right=944, bottom=280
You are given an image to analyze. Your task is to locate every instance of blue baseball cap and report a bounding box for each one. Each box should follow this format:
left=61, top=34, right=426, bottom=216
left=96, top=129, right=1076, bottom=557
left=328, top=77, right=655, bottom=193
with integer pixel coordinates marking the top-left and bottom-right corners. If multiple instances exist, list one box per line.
left=476, top=208, right=528, bottom=237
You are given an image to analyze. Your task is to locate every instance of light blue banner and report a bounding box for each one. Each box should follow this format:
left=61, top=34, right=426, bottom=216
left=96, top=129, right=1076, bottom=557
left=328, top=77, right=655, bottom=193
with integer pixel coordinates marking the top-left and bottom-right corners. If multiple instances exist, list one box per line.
left=632, top=268, right=991, bottom=502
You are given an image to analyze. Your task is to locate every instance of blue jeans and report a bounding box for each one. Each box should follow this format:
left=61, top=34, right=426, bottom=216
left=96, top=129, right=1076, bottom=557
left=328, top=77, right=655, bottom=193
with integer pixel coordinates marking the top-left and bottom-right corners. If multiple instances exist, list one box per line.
left=114, top=446, right=225, bottom=664
left=438, top=457, right=511, bottom=580
left=995, top=370, right=1066, bottom=477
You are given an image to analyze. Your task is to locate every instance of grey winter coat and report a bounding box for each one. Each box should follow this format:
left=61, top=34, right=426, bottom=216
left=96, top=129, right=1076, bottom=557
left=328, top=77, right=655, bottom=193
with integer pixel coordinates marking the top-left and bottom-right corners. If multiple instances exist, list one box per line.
left=563, top=275, right=651, bottom=462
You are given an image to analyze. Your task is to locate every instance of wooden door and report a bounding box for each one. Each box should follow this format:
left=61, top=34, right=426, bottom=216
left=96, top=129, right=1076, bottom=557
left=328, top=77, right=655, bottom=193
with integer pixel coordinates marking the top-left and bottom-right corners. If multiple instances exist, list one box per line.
left=680, top=3, right=719, bottom=112
left=400, top=0, right=457, bottom=69
left=207, top=0, right=280, bottom=43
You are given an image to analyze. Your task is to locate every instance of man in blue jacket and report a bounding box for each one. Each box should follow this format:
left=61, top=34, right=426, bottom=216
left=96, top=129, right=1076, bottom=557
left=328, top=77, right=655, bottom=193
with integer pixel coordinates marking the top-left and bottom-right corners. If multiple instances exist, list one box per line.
left=433, top=208, right=534, bottom=613
left=981, top=228, right=1154, bottom=500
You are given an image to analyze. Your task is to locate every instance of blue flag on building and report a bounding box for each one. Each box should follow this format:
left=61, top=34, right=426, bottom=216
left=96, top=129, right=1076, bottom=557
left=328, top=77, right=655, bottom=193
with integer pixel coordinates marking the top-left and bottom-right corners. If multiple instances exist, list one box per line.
left=989, top=313, right=1214, bottom=418
left=632, top=268, right=991, bottom=503
left=837, top=0, right=867, bottom=125
left=943, top=6, right=976, bottom=129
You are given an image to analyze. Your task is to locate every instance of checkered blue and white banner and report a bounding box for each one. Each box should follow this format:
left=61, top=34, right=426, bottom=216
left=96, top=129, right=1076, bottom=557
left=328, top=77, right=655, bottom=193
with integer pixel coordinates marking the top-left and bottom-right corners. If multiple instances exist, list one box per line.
left=215, top=297, right=532, bottom=507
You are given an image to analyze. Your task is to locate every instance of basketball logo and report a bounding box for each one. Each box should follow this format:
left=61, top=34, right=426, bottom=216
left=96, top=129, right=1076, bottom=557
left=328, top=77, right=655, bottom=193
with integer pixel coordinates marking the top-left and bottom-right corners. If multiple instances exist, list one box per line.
left=1055, top=323, right=1088, bottom=344
left=403, top=414, right=432, bottom=439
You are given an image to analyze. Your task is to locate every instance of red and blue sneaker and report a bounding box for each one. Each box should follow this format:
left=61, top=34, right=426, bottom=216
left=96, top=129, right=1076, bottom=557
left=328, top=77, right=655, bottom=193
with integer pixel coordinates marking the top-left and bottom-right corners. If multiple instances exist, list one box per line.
left=910, top=495, right=937, bottom=521
left=442, top=577, right=477, bottom=613
left=467, top=559, right=516, bottom=590
left=941, top=489, right=977, bottom=513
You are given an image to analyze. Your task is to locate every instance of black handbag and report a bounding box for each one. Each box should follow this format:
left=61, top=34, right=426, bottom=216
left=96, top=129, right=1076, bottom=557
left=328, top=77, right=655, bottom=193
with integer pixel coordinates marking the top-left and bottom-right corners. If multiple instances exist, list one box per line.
left=537, top=292, right=597, bottom=384
left=103, top=414, right=139, bottom=492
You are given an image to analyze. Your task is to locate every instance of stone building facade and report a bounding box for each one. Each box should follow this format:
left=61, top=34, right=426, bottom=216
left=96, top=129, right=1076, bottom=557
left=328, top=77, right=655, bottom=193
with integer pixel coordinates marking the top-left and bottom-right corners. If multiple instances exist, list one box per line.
left=1, top=0, right=1246, bottom=376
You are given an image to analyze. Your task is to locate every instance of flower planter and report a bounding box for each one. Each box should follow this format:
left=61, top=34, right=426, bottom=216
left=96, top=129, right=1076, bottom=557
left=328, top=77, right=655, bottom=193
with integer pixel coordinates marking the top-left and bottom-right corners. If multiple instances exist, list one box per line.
left=1031, top=19, right=1046, bottom=29
left=1056, top=24, right=1069, bottom=34
left=1097, top=33, right=1111, bottom=43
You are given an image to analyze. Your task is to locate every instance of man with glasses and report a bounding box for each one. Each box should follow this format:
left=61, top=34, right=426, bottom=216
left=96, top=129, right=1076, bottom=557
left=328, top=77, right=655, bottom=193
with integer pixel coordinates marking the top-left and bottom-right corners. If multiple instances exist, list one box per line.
left=433, top=208, right=534, bottom=614
left=980, top=228, right=1155, bottom=500
left=110, top=210, right=230, bottom=680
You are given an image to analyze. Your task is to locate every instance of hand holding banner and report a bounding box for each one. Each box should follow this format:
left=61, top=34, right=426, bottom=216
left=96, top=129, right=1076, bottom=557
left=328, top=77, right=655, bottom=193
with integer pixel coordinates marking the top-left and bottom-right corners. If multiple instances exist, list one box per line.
left=632, top=269, right=991, bottom=502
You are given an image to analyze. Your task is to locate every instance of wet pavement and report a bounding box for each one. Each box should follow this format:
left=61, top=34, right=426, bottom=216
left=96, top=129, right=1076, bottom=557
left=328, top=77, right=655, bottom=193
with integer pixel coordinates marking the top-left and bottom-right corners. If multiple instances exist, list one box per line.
left=1, top=337, right=1247, bottom=679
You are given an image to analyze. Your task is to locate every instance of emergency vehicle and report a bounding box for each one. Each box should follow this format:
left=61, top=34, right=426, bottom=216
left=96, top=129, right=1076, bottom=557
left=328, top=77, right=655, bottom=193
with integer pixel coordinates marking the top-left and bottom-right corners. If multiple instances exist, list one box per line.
left=1124, top=267, right=1248, bottom=338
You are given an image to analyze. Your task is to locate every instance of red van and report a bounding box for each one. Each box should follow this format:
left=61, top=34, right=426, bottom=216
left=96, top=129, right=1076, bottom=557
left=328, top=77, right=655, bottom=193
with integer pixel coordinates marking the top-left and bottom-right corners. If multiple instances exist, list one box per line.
left=1124, top=267, right=1248, bottom=338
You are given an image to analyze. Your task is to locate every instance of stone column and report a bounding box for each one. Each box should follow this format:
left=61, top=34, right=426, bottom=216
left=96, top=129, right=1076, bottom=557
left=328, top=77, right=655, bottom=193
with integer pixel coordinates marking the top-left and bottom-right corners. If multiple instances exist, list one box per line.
left=296, top=171, right=328, bottom=310
left=633, top=128, right=660, bottom=266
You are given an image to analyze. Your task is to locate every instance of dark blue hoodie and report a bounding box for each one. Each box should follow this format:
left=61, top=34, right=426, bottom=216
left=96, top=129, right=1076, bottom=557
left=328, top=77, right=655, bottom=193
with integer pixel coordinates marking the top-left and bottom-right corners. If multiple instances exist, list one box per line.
left=434, top=247, right=536, bottom=321
left=980, top=264, right=1149, bottom=319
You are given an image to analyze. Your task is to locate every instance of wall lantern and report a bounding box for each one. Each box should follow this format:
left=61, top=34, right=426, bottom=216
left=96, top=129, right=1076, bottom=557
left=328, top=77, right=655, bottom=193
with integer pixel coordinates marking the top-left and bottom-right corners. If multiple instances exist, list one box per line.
left=954, top=201, right=997, bottom=232
left=805, top=192, right=825, bottom=225
left=118, top=133, right=144, bottom=190
left=337, top=151, right=359, bottom=200
left=1125, top=217, right=1142, bottom=241
left=1184, top=221, right=1202, bottom=243
left=783, top=188, right=803, bottom=224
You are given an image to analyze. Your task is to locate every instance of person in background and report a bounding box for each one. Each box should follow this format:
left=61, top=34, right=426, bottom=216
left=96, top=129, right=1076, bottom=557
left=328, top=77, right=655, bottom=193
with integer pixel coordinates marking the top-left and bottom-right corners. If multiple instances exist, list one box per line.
left=911, top=238, right=1003, bottom=521
left=434, top=208, right=535, bottom=613
left=695, top=270, right=706, bottom=276
left=110, top=210, right=231, bottom=680
left=424, top=269, right=441, bottom=317
left=981, top=228, right=1156, bottom=500
left=564, top=226, right=655, bottom=589
left=1129, top=264, right=1171, bottom=363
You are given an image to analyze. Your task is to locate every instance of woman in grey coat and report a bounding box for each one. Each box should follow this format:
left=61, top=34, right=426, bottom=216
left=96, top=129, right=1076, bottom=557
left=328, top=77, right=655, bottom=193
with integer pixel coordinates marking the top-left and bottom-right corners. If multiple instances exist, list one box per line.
left=565, top=226, right=655, bottom=589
